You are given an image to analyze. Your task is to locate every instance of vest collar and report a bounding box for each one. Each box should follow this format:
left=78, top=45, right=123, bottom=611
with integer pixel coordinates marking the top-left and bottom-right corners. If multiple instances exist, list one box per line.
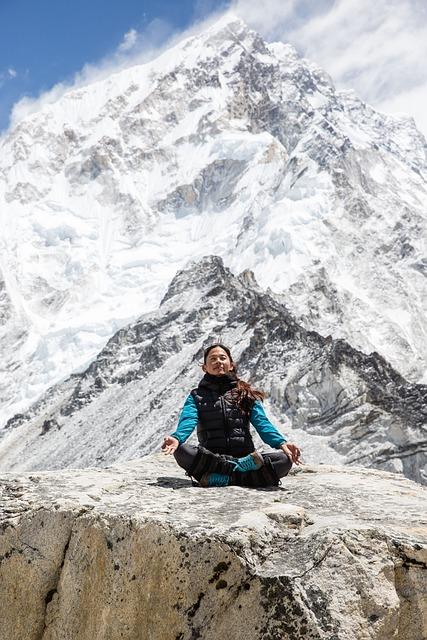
left=199, top=372, right=237, bottom=391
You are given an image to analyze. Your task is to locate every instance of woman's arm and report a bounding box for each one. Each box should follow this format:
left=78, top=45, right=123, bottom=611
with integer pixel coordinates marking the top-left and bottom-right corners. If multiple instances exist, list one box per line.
left=169, top=394, right=199, bottom=444
left=162, top=394, right=199, bottom=455
left=250, top=401, right=302, bottom=464
left=249, top=400, right=287, bottom=448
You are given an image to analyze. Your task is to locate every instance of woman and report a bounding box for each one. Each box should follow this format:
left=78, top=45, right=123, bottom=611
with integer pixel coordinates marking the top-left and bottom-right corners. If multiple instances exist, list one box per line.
left=162, top=344, right=301, bottom=487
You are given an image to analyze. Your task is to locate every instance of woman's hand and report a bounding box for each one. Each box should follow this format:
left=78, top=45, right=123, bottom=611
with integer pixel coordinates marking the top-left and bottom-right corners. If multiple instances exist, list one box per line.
left=281, top=442, right=302, bottom=465
left=162, top=436, right=179, bottom=455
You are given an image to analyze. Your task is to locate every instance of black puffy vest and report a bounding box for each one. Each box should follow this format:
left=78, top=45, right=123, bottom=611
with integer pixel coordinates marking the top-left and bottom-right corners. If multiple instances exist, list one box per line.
left=191, top=373, right=255, bottom=457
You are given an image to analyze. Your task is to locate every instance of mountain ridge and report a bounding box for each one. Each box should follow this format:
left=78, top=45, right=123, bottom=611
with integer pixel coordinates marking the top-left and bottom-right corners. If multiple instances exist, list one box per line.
left=1, top=256, right=425, bottom=484
left=0, top=15, right=426, bottom=430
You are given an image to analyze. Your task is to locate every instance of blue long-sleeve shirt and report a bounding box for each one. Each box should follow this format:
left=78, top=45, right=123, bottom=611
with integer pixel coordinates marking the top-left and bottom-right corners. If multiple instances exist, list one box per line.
left=170, top=394, right=287, bottom=449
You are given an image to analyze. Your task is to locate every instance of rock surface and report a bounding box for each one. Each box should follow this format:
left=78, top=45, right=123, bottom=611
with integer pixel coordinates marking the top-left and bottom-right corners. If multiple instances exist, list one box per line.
left=0, top=453, right=426, bottom=640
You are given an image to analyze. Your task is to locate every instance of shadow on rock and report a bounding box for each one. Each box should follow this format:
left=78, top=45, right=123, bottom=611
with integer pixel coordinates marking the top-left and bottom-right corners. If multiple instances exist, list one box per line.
left=148, top=476, right=194, bottom=489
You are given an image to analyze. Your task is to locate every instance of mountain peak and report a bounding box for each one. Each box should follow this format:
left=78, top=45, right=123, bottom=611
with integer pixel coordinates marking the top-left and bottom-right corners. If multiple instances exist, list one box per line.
left=167, top=12, right=266, bottom=68
left=202, top=13, right=265, bottom=50
left=160, top=255, right=232, bottom=306
left=204, top=13, right=249, bottom=34
left=0, top=6, right=426, bottom=433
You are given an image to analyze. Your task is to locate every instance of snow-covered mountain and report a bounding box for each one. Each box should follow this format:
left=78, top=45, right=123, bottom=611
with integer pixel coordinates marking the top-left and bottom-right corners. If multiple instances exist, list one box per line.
left=0, top=256, right=425, bottom=483
left=0, top=15, right=426, bottom=429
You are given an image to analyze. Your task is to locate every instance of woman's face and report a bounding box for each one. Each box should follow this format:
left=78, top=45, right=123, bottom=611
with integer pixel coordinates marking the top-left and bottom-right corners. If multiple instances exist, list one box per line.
left=203, top=347, right=234, bottom=376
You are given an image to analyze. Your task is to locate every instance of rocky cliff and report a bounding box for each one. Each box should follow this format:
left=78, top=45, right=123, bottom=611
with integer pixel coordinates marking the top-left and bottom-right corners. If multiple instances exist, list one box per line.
left=0, top=453, right=426, bottom=640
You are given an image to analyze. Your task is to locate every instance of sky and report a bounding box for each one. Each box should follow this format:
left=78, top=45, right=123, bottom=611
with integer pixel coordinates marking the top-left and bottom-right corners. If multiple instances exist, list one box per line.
left=1, top=0, right=427, bottom=137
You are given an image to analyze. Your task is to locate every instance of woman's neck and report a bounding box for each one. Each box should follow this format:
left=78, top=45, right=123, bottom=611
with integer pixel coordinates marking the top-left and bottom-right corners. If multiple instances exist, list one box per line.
left=203, top=371, right=237, bottom=382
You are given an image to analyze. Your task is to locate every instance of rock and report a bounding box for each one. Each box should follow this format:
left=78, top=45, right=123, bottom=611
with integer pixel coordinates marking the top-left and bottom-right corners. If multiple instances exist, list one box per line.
left=0, top=453, right=426, bottom=639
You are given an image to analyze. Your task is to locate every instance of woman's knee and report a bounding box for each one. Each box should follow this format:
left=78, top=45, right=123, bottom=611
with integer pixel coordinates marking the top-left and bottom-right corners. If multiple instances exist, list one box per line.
left=265, top=451, right=292, bottom=478
left=173, top=442, right=198, bottom=471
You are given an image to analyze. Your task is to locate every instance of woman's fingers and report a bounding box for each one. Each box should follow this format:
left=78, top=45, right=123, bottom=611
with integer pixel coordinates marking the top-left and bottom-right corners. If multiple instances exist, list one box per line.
left=292, top=445, right=301, bottom=461
left=291, top=445, right=302, bottom=464
left=283, top=443, right=303, bottom=465
left=163, top=445, right=174, bottom=455
left=283, top=445, right=292, bottom=461
left=163, top=444, right=175, bottom=454
left=161, top=436, right=178, bottom=455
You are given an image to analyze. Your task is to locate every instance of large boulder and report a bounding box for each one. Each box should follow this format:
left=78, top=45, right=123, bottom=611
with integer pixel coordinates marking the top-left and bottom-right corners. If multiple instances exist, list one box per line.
left=0, top=453, right=426, bottom=640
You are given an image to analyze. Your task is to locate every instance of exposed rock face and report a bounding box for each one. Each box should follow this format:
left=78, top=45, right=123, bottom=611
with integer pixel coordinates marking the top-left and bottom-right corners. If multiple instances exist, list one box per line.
left=0, top=257, right=425, bottom=485
left=0, top=454, right=426, bottom=640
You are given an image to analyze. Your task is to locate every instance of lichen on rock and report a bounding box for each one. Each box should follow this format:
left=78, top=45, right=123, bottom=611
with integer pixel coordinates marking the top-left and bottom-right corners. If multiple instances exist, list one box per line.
left=0, top=454, right=426, bottom=639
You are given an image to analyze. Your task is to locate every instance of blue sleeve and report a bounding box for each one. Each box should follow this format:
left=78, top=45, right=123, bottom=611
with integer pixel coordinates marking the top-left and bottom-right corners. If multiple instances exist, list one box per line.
left=170, top=394, right=199, bottom=444
left=250, top=400, right=287, bottom=448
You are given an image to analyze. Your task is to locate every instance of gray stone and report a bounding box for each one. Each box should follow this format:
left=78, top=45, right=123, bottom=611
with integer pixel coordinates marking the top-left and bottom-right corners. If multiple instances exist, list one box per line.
left=0, top=454, right=426, bottom=639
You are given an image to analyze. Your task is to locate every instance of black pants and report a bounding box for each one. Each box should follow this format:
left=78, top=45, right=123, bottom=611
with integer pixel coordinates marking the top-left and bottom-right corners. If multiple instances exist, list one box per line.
left=174, top=443, right=292, bottom=486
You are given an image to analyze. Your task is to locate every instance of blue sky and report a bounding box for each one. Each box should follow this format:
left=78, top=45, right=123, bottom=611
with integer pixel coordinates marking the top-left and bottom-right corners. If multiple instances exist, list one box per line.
left=0, top=0, right=227, bottom=131
left=1, top=0, right=427, bottom=137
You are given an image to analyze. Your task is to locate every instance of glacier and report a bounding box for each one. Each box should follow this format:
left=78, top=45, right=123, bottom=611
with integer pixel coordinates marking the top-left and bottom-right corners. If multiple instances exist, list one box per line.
left=0, top=15, right=426, bottom=430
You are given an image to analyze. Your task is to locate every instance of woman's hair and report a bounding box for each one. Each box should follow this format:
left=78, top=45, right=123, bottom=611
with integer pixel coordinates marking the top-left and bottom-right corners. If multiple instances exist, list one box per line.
left=203, top=344, right=266, bottom=413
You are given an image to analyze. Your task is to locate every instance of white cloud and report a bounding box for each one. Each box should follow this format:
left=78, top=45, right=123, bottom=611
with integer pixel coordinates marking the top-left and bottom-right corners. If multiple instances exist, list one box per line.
left=230, top=0, right=333, bottom=39
left=118, top=28, right=138, bottom=53
left=11, top=82, right=69, bottom=124
left=377, top=83, right=427, bottom=140
left=0, top=67, right=18, bottom=88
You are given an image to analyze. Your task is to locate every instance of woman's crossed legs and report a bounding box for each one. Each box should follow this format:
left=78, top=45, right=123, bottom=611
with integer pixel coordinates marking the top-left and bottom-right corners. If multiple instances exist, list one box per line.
left=174, top=442, right=292, bottom=486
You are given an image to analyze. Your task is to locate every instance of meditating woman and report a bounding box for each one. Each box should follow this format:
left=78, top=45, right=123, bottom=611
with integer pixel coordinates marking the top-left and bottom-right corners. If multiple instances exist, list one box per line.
left=161, top=344, right=301, bottom=487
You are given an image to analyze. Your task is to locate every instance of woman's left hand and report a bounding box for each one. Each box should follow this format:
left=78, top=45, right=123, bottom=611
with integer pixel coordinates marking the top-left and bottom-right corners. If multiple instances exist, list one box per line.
left=162, top=436, right=179, bottom=455
left=281, top=442, right=302, bottom=465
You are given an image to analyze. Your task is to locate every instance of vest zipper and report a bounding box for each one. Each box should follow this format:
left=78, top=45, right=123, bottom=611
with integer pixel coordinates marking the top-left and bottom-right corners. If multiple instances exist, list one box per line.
left=219, top=395, right=230, bottom=447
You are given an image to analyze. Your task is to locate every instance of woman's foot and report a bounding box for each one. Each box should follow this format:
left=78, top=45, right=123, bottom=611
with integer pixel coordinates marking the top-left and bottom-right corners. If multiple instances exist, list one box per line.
left=199, top=472, right=231, bottom=487
left=233, top=451, right=264, bottom=473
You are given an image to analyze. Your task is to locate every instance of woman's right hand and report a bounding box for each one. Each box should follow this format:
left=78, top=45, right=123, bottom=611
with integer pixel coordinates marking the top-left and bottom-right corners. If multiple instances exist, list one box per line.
left=162, top=436, right=179, bottom=455
left=281, top=442, right=302, bottom=465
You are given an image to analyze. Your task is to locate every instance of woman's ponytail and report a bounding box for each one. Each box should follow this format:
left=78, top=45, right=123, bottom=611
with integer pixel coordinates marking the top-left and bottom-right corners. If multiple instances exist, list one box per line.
left=234, top=378, right=266, bottom=414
